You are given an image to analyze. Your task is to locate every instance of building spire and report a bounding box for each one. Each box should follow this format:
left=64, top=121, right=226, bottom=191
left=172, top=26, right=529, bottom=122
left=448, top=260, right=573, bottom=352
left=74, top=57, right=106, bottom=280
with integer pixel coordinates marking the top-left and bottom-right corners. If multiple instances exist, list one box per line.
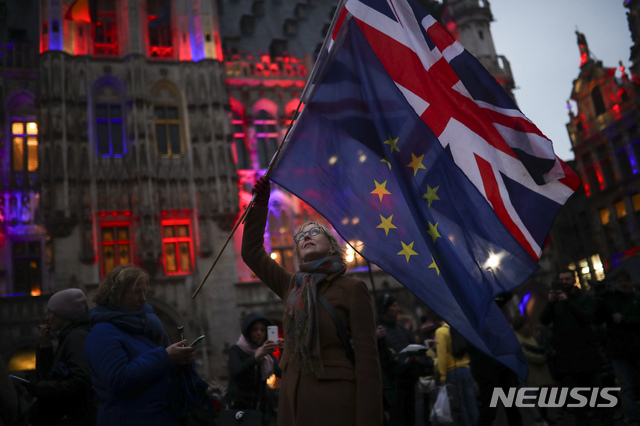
left=576, top=30, right=591, bottom=67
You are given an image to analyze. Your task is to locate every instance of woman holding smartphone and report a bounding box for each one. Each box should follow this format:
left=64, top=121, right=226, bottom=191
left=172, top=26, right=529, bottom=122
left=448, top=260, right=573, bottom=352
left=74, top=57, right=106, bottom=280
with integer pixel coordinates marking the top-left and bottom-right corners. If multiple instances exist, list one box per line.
left=224, top=312, right=282, bottom=425
left=241, top=177, right=382, bottom=426
left=85, top=265, right=206, bottom=426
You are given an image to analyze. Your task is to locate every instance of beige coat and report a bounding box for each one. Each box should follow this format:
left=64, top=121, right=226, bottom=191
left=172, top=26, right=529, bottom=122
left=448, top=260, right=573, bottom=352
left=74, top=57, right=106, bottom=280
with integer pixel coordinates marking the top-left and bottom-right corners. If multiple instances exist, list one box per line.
left=515, top=332, right=555, bottom=387
left=242, top=206, right=382, bottom=426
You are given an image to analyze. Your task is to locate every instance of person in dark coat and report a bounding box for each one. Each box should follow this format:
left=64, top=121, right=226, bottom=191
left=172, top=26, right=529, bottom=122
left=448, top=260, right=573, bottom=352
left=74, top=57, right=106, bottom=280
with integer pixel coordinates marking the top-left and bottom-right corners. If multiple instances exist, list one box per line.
left=225, top=312, right=282, bottom=425
left=0, top=357, right=18, bottom=426
left=539, top=269, right=603, bottom=424
left=22, top=288, right=96, bottom=426
left=85, top=265, right=206, bottom=426
left=242, top=176, right=382, bottom=426
left=595, top=269, right=640, bottom=425
left=376, top=293, right=417, bottom=426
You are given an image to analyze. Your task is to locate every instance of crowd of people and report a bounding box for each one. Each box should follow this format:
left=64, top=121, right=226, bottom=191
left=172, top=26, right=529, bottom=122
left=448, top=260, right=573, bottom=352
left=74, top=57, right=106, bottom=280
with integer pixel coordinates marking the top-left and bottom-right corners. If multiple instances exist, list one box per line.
left=1, top=176, right=639, bottom=426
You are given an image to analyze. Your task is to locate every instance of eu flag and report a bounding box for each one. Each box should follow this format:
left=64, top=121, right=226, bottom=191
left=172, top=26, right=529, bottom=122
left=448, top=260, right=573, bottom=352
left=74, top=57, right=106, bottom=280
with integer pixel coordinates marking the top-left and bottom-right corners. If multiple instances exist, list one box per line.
left=270, top=0, right=578, bottom=377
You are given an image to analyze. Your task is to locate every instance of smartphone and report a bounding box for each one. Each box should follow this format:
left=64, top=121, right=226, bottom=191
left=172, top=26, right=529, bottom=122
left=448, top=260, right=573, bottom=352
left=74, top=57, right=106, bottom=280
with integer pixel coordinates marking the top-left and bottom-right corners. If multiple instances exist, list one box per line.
left=9, top=374, right=28, bottom=383
left=267, top=325, right=278, bottom=342
left=189, top=335, right=205, bottom=347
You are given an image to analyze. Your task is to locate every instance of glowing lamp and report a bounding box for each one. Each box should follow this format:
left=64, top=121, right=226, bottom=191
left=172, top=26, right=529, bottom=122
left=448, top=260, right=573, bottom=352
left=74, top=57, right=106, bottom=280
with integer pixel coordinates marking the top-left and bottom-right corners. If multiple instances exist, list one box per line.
left=485, top=253, right=501, bottom=269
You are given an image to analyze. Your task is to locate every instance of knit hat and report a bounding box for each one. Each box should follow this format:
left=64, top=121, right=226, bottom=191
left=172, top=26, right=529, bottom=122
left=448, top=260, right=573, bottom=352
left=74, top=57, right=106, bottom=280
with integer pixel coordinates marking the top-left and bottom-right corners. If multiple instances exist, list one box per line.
left=47, top=289, right=88, bottom=321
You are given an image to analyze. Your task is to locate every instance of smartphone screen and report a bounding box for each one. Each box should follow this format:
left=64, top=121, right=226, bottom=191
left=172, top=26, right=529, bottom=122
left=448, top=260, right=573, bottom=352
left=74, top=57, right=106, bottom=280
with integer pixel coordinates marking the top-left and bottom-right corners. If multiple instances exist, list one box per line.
left=267, top=325, right=278, bottom=342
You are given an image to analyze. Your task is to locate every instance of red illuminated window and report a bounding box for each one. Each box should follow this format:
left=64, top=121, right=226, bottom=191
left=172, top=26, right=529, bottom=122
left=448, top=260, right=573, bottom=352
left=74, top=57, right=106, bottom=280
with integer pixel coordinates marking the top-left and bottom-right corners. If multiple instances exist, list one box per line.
left=148, top=0, right=173, bottom=58
left=161, top=219, right=194, bottom=275
left=231, top=109, right=250, bottom=169
left=94, top=0, right=118, bottom=56
left=100, top=221, right=132, bottom=276
left=254, top=109, right=279, bottom=169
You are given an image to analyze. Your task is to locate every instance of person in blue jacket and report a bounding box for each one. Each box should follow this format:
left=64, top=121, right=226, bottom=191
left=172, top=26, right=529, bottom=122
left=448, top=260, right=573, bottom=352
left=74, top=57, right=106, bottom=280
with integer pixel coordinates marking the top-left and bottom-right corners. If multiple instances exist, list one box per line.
left=85, top=265, right=206, bottom=426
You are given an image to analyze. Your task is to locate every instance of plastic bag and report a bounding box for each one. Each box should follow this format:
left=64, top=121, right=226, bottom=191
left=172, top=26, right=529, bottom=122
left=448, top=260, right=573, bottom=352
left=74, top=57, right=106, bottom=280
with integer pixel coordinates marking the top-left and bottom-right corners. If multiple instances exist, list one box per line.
left=430, top=385, right=453, bottom=424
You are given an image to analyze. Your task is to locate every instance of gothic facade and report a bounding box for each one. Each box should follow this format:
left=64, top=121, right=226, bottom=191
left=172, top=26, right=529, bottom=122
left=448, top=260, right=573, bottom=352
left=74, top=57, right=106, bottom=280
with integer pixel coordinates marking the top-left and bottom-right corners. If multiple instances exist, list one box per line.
left=1, top=0, right=517, bottom=380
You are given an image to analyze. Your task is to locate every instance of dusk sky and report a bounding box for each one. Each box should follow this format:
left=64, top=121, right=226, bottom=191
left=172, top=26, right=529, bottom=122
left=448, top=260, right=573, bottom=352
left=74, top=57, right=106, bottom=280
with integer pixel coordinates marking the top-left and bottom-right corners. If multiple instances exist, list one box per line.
left=488, top=0, right=632, bottom=162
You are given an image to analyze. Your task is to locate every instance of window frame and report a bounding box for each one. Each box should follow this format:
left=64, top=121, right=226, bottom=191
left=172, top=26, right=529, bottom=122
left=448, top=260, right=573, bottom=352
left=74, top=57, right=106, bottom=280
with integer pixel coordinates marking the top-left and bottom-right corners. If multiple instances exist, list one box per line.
left=99, top=220, right=133, bottom=277
left=231, top=109, right=250, bottom=169
left=147, top=0, right=174, bottom=58
left=254, top=109, right=279, bottom=169
left=10, top=238, right=43, bottom=297
left=10, top=119, right=38, bottom=173
left=95, top=102, right=126, bottom=157
left=94, top=0, right=119, bottom=56
left=154, top=105, right=183, bottom=157
left=161, top=218, right=194, bottom=276
left=266, top=205, right=295, bottom=272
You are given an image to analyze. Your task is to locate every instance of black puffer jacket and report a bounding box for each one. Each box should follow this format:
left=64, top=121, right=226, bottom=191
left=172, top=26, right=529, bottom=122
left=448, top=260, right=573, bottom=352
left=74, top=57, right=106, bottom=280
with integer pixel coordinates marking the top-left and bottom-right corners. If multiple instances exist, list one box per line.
left=225, top=313, right=280, bottom=410
left=27, top=316, right=97, bottom=425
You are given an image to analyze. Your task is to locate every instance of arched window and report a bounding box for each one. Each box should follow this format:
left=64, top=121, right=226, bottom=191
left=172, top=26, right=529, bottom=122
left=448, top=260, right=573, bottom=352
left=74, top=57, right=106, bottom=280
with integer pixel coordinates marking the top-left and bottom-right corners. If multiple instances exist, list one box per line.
left=254, top=107, right=279, bottom=169
left=284, top=99, right=302, bottom=129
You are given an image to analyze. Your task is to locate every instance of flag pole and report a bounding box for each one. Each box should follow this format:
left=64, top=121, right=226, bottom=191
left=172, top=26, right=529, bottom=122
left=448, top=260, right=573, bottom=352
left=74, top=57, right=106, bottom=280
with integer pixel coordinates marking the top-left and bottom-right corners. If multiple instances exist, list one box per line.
left=191, top=100, right=306, bottom=299
left=366, top=261, right=379, bottom=314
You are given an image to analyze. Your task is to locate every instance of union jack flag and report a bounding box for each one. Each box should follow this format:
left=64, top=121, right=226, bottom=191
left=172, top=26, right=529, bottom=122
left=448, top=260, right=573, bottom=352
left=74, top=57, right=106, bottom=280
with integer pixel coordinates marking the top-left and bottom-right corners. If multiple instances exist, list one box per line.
left=270, top=0, right=579, bottom=376
left=328, top=0, right=580, bottom=261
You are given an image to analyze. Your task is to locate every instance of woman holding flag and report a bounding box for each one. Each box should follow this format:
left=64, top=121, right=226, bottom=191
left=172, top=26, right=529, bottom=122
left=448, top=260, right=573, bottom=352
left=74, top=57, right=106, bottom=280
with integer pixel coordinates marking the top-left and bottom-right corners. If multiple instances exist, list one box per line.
left=241, top=176, right=382, bottom=426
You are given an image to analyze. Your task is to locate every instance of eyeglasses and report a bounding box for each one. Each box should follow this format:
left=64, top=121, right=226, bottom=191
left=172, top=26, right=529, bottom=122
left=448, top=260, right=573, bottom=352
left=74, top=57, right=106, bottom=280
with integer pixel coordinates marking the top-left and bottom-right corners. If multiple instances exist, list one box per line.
left=294, top=227, right=323, bottom=243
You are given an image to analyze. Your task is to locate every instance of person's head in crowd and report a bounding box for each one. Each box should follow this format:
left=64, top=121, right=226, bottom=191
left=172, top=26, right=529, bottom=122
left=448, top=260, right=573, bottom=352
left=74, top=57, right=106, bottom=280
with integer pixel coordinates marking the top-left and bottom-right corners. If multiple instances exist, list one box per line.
left=558, top=268, right=577, bottom=291
left=420, top=317, right=438, bottom=339
left=94, top=264, right=149, bottom=312
left=614, top=269, right=633, bottom=294
left=377, top=293, right=399, bottom=321
left=241, top=312, right=272, bottom=347
left=398, top=314, right=414, bottom=332
left=46, top=288, right=88, bottom=333
left=292, top=221, right=345, bottom=265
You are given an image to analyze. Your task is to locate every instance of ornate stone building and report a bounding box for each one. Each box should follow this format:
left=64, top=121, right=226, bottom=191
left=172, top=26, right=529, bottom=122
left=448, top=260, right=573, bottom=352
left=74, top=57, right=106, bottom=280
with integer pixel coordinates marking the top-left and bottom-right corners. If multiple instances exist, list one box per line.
left=1, top=0, right=517, bottom=380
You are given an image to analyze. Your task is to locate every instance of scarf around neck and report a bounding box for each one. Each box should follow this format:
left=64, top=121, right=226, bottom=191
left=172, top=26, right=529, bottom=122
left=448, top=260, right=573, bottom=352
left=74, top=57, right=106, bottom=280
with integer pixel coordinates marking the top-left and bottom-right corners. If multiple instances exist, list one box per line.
left=236, top=334, right=275, bottom=380
left=90, top=302, right=170, bottom=347
left=283, top=255, right=346, bottom=377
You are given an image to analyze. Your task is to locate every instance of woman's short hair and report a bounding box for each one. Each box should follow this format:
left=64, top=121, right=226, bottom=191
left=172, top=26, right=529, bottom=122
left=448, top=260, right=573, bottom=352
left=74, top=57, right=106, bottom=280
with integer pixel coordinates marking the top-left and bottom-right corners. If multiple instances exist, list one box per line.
left=94, top=264, right=149, bottom=308
left=293, top=221, right=345, bottom=265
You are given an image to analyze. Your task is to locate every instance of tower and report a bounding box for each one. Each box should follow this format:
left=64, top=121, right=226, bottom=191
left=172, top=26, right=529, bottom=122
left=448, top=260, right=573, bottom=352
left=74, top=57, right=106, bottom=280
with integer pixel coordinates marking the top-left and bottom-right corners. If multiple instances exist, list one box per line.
left=441, top=0, right=515, bottom=98
left=557, top=28, right=640, bottom=281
